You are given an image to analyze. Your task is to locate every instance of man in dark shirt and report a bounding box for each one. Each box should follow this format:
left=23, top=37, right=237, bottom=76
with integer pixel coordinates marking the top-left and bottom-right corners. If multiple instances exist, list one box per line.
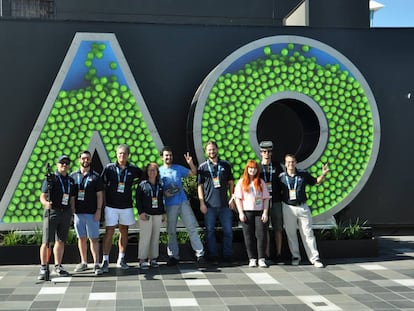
left=279, top=154, right=329, bottom=268
left=71, top=151, right=104, bottom=275
left=258, top=141, right=284, bottom=261
left=198, top=141, right=235, bottom=264
left=38, top=155, right=76, bottom=280
left=101, top=144, right=142, bottom=272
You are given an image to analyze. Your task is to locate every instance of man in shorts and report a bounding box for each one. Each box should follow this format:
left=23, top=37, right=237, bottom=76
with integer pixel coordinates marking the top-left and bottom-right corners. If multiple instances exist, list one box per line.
left=101, top=144, right=142, bottom=272
left=38, top=155, right=76, bottom=280
left=71, top=151, right=104, bottom=275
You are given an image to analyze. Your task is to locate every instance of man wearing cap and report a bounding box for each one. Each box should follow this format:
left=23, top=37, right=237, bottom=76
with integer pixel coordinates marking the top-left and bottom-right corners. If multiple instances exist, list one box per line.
left=71, top=151, right=104, bottom=275
left=259, top=141, right=284, bottom=261
left=38, top=155, right=76, bottom=280
left=101, top=144, right=142, bottom=272
left=197, top=141, right=235, bottom=264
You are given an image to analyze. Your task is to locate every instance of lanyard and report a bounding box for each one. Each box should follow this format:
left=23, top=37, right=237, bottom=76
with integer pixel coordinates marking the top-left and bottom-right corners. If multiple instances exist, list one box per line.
left=58, top=175, right=70, bottom=194
left=250, top=182, right=259, bottom=197
left=77, top=173, right=90, bottom=190
left=261, top=163, right=272, bottom=183
left=285, top=175, right=298, bottom=191
left=116, top=167, right=128, bottom=184
left=148, top=182, right=159, bottom=198
left=207, top=161, right=221, bottom=179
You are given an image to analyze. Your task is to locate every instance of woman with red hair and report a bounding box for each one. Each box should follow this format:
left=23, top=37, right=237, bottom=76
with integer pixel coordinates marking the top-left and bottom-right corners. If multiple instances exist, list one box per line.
left=234, top=160, right=270, bottom=267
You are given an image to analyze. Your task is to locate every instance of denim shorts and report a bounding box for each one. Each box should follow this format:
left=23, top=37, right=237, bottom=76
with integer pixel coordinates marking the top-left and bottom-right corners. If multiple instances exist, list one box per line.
left=74, top=213, right=100, bottom=239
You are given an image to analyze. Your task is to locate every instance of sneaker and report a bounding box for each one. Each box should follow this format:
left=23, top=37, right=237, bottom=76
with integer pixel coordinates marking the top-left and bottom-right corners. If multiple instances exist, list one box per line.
left=94, top=265, right=103, bottom=275
left=54, top=264, right=69, bottom=277
left=101, top=260, right=109, bottom=273
left=140, top=262, right=150, bottom=270
left=150, top=260, right=159, bottom=268
left=196, top=256, right=207, bottom=267
left=249, top=258, right=257, bottom=267
left=74, top=263, right=88, bottom=272
left=291, top=258, right=300, bottom=266
left=209, top=256, right=220, bottom=266
left=167, top=257, right=179, bottom=266
left=116, top=258, right=130, bottom=270
left=37, top=266, right=48, bottom=280
left=313, top=260, right=324, bottom=268
left=258, top=258, right=268, bottom=268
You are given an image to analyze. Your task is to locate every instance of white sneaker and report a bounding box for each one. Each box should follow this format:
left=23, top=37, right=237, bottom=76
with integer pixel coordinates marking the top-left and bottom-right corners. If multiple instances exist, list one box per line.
left=258, top=258, right=268, bottom=268
left=139, top=262, right=150, bottom=270
left=313, top=260, right=324, bottom=268
left=291, top=258, right=300, bottom=266
left=249, top=259, right=257, bottom=267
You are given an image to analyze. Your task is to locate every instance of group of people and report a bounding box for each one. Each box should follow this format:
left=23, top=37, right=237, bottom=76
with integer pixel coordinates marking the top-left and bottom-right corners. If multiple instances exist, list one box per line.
left=37, top=141, right=329, bottom=280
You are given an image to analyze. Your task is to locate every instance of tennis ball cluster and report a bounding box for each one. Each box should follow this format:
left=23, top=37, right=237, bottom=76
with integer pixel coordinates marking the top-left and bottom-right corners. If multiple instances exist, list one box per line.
left=201, top=43, right=374, bottom=216
left=3, top=42, right=159, bottom=223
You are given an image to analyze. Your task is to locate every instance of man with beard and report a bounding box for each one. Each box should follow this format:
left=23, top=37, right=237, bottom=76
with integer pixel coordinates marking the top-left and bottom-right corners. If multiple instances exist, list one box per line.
left=197, top=141, right=235, bottom=264
left=159, top=146, right=205, bottom=266
left=71, top=151, right=104, bottom=275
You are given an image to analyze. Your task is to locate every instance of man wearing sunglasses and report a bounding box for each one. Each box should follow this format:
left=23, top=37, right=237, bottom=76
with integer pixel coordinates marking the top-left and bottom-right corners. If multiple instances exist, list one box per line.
left=259, top=141, right=284, bottom=263
left=38, top=155, right=76, bottom=280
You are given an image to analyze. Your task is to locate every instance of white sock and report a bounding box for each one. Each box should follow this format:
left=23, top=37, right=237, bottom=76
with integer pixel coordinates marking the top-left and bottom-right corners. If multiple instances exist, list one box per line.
left=103, top=255, right=109, bottom=262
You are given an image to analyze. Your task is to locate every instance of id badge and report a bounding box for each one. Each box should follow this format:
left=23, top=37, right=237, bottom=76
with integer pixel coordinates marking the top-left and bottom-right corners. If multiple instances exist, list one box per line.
left=117, top=182, right=125, bottom=193
left=77, top=190, right=85, bottom=201
left=289, top=189, right=297, bottom=201
left=213, top=176, right=221, bottom=188
left=255, top=197, right=262, bottom=207
left=61, top=193, right=69, bottom=205
left=266, top=182, right=272, bottom=194
left=151, top=197, right=158, bottom=208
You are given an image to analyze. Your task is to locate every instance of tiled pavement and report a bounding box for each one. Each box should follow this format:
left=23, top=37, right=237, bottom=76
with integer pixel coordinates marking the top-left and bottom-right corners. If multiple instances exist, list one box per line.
left=1, top=236, right=414, bottom=311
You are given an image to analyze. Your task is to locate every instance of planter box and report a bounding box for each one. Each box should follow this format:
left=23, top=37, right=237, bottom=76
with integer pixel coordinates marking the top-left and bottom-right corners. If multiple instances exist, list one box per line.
left=317, top=238, right=378, bottom=258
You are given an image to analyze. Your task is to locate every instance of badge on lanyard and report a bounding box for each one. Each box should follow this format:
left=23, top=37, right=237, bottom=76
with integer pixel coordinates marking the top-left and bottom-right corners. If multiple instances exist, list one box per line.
left=265, top=182, right=272, bottom=194
left=255, top=196, right=262, bottom=207
left=289, top=189, right=297, bottom=201
left=77, top=190, right=85, bottom=201
left=152, top=197, right=158, bottom=208
left=62, top=193, right=69, bottom=205
left=117, top=182, right=125, bottom=193
left=213, top=176, right=221, bottom=188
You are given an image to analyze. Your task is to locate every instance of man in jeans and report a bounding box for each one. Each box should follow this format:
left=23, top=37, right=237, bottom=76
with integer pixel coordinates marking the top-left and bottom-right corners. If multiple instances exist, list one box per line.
left=159, top=146, right=205, bottom=266
left=197, top=141, right=235, bottom=264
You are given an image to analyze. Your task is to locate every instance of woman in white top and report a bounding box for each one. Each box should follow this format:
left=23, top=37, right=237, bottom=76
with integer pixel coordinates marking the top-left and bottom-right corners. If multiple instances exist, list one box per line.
left=234, top=160, right=270, bottom=268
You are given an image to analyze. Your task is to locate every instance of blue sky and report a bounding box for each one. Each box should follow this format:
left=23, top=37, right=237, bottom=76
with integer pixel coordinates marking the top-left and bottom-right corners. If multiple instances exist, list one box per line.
left=371, top=0, right=414, bottom=27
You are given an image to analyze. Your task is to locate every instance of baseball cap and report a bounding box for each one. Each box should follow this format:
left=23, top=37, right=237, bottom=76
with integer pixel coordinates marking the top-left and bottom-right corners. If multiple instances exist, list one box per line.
left=57, top=155, right=70, bottom=164
left=259, top=141, right=273, bottom=150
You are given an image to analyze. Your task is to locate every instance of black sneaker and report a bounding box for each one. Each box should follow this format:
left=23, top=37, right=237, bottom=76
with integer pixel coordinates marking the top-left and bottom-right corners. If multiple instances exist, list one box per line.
left=37, top=266, right=48, bottom=280
left=167, top=257, right=179, bottom=266
left=101, top=260, right=109, bottom=273
left=196, top=256, right=207, bottom=267
left=54, top=265, right=69, bottom=277
left=209, top=256, right=220, bottom=266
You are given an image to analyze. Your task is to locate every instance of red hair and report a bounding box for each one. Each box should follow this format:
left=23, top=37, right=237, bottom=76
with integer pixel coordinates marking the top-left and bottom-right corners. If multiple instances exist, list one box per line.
left=241, top=160, right=262, bottom=193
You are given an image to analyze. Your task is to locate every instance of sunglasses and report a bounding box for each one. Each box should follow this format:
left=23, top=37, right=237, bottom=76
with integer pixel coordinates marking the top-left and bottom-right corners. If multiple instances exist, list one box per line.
left=59, top=161, right=70, bottom=165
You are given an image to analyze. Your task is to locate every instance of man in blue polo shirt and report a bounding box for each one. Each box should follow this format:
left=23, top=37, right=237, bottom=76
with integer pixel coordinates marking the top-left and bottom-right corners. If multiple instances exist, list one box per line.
left=279, top=154, right=328, bottom=268
left=71, top=151, right=104, bottom=275
left=101, top=144, right=142, bottom=272
left=197, top=141, right=235, bottom=264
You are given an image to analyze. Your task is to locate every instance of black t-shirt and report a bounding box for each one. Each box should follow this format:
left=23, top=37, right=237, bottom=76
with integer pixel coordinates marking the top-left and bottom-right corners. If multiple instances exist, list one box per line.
left=41, top=172, right=76, bottom=210
left=71, top=170, right=104, bottom=214
left=197, top=159, right=233, bottom=208
left=279, top=169, right=317, bottom=206
left=259, top=162, right=283, bottom=203
left=101, top=162, right=142, bottom=209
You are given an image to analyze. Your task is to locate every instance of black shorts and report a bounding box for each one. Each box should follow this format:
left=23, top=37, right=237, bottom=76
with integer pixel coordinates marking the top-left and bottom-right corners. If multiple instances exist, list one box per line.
left=42, top=209, right=72, bottom=243
left=269, top=201, right=283, bottom=232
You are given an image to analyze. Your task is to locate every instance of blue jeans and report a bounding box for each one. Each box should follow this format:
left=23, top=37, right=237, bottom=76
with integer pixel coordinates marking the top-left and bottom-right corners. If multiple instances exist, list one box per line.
left=204, top=205, right=233, bottom=258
